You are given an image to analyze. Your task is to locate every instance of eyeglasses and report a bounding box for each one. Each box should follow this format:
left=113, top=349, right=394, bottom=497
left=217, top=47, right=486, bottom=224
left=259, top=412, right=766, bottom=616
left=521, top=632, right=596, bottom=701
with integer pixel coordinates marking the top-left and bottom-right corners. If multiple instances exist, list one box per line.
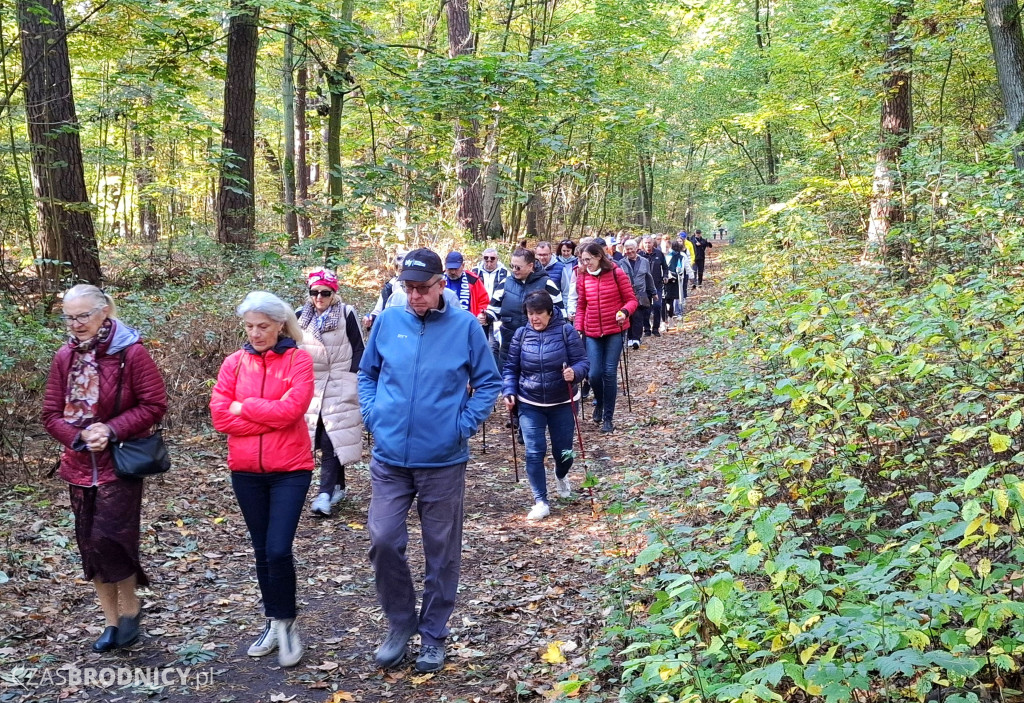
left=309, top=289, right=333, bottom=298
left=511, top=264, right=526, bottom=272
left=62, top=307, right=101, bottom=325
left=403, top=280, right=439, bottom=295
left=483, top=256, right=496, bottom=261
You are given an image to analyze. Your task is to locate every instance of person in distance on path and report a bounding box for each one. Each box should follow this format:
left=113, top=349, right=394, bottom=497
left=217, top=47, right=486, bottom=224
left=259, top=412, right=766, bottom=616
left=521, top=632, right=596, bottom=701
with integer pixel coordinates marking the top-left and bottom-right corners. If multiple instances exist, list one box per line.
left=297, top=269, right=364, bottom=517
left=692, top=230, right=713, bottom=288
left=502, top=291, right=589, bottom=521
left=640, top=235, right=668, bottom=336
left=621, top=239, right=656, bottom=351
left=359, top=248, right=501, bottom=674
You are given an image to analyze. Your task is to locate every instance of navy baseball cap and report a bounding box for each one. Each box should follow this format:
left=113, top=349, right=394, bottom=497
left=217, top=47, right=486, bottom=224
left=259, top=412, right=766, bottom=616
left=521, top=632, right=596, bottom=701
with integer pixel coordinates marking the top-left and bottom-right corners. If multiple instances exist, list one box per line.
left=398, top=248, right=444, bottom=282
left=445, top=251, right=465, bottom=268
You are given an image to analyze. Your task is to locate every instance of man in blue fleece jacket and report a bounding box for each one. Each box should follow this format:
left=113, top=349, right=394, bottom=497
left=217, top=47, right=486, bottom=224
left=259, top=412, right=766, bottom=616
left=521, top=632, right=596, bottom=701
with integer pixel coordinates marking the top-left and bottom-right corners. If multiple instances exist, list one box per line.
left=358, top=247, right=501, bottom=674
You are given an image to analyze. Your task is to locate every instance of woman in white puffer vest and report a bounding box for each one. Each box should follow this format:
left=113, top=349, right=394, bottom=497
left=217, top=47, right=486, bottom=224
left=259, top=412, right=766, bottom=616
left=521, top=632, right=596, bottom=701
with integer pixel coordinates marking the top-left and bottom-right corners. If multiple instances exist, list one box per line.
left=297, top=269, right=365, bottom=516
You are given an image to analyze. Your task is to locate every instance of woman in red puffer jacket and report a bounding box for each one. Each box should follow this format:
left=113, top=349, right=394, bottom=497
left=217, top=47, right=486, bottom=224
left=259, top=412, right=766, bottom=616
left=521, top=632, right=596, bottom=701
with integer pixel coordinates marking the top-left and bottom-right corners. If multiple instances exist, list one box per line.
left=574, top=240, right=637, bottom=433
left=210, top=291, right=314, bottom=669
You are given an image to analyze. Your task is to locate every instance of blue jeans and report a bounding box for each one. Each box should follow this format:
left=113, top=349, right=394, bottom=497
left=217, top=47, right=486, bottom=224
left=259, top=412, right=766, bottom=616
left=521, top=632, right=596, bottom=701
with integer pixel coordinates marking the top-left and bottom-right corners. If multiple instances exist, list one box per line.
left=517, top=401, right=575, bottom=504
left=367, top=458, right=466, bottom=647
left=585, top=332, right=624, bottom=422
left=231, top=470, right=312, bottom=619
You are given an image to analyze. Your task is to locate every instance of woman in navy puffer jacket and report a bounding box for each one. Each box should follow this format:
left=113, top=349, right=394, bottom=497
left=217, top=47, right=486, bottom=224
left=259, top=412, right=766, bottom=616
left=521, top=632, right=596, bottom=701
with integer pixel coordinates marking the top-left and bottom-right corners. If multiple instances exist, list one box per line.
left=502, top=291, right=589, bottom=521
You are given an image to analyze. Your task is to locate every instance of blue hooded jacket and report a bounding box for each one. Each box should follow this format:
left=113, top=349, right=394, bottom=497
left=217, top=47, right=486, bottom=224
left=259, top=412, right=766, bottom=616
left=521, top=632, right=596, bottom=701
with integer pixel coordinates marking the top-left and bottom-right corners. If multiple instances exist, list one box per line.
left=358, top=295, right=501, bottom=468
left=501, top=309, right=589, bottom=406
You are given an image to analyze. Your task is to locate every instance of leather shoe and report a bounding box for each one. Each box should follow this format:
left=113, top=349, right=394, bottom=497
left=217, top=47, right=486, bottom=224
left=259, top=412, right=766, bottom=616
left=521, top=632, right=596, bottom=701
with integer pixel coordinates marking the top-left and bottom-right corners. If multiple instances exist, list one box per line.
left=116, top=612, right=141, bottom=648
left=592, top=405, right=602, bottom=423
left=92, top=626, right=119, bottom=652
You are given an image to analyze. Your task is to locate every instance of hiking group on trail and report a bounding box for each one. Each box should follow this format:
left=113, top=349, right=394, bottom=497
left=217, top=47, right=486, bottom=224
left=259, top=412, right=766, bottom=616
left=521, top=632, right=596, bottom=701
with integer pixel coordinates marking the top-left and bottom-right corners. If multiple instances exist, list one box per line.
left=41, top=229, right=717, bottom=676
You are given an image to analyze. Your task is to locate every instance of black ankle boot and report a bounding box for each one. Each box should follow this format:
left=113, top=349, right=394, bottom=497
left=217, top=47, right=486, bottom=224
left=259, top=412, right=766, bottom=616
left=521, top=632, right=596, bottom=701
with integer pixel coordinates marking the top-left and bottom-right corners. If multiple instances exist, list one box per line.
left=116, top=612, right=142, bottom=648
left=92, top=626, right=119, bottom=652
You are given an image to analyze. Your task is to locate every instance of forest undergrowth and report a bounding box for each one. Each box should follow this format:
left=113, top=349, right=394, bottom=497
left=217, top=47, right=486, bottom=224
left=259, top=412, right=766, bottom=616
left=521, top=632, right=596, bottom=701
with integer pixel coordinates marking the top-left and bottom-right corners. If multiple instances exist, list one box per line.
left=579, top=165, right=1024, bottom=703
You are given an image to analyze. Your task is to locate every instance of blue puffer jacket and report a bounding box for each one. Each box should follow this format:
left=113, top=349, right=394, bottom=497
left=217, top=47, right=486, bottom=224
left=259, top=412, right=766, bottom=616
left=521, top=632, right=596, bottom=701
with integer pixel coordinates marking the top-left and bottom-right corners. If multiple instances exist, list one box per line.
left=358, top=296, right=501, bottom=468
left=502, top=310, right=589, bottom=406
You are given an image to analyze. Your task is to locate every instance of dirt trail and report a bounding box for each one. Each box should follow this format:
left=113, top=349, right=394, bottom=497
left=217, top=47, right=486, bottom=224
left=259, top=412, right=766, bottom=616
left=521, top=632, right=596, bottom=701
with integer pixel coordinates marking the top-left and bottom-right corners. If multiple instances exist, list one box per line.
left=0, top=246, right=725, bottom=703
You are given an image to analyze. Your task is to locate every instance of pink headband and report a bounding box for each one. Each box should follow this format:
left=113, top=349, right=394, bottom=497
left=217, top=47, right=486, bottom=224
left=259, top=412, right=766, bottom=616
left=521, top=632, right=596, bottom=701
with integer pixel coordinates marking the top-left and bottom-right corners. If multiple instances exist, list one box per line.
left=307, top=269, right=339, bottom=292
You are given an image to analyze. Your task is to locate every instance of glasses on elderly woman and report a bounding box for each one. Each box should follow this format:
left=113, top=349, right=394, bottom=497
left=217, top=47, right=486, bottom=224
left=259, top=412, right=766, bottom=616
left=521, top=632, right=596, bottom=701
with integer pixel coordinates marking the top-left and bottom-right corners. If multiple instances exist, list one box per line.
left=62, top=307, right=102, bottom=325
left=309, top=289, right=333, bottom=298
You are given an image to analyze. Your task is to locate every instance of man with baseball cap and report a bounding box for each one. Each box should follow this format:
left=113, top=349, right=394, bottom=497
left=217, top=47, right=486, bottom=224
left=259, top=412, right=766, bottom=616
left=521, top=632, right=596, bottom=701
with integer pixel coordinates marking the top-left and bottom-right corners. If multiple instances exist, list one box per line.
left=444, top=251, right=490, bottom=317
left=358, top=247, right=500, bottom=674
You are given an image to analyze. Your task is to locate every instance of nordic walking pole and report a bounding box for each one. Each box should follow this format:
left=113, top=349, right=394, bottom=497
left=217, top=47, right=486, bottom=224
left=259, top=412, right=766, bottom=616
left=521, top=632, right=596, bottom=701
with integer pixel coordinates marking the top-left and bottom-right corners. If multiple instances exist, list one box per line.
left=565, top=364, right=595, bottom=512
left=481, top=414, right=487, bottom=454
left=508, top=406, right=520, bottom=482
left=620, top=331, right=633, bottom=412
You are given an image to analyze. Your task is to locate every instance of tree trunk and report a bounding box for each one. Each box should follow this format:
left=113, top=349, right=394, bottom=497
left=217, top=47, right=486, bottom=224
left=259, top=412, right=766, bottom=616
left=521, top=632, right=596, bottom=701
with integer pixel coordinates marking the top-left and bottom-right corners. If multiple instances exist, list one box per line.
left=984, top=0, right=1024, bottom=168
left=216, top=0, right=260, bottom=248
left=481, top=116, right=504, bottom=238
left=446, top=0, right=485, bottom=237
left=133, top=124, right=159, bottom=242
left=326, top=0, right=355, bottom=242
left=282, top=26, right=298, bottom=245
left=296, top=55, right=311, bottom=240
left=17, top=0, right=102, bottom=285
left=866, top=1, right=913, bottom=258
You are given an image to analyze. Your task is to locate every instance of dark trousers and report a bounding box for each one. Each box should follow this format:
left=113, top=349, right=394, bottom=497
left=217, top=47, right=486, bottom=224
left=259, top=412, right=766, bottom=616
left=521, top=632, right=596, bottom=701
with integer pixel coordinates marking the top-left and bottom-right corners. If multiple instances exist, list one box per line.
left=517, top=401, right=575, bottom=504
left=315, top=416, right=344, bottom=494
left=367, top=458, right=466, bottom=647
left=232, top=470, right=312, bottom=619
left=643, top=289, right=663, bottom=333
left=628, top=307, right=647, bottom=342
left=585, top=332, right=624, bottom=422
left=695, top=258, right=706, bottom=286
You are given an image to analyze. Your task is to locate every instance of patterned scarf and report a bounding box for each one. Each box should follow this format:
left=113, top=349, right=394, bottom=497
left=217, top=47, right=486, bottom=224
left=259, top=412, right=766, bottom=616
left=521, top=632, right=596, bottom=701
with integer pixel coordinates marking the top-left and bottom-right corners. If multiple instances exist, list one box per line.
left=298, top=300, right=342, bottom=343
left=64, top=319, right=112, bottom=428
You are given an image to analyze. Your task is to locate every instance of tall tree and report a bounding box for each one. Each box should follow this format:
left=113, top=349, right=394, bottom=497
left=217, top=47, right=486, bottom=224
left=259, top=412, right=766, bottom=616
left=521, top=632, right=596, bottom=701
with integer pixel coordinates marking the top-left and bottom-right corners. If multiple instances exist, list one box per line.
left=866, top=0, right=913, bottom=258
left=984, top=0, right=1024, bottom=168
left=295, top=51, right=312, bottom=241
left=282, top=26, right=298, bottom=245
left=17, top=0, right=102, bottom=285
left=446, top=0, right=484, bottom=237
left=325, top=0, right=355, bottom=241
left=216, top=0, right=260, bottom=247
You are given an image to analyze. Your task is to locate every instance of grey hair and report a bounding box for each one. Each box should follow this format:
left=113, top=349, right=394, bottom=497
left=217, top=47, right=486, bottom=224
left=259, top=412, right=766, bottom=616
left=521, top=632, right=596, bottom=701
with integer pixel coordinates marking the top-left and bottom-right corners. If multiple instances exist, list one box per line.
left=63, top=284, right=117, bottom=319
left=641, top=234, right=654, bottom=242
left=536, top=241, right=552, bottom=250
left=624, top=239, right=638, bottom=248
left=482, top=247, right=498, bottom=256
left=237, top=291, right=303, bottom=341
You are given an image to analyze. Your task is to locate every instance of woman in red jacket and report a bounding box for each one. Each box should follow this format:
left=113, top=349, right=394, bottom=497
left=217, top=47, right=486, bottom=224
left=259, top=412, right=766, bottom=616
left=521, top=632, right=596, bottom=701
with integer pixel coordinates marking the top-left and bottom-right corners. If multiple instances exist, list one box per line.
left=210, top=291, right=315, bottom=668
left=574, top=241, right=638, bottom=432
left=42, top=284, right=167, bottom=653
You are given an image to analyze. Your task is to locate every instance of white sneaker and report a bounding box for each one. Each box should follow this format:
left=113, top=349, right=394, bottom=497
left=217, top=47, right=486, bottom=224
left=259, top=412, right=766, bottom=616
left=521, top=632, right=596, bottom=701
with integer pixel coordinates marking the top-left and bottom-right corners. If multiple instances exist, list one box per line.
left=310, top=492, right=331, bottom=516
left=247, top=619, right=278, bottom=657
left=556, top=477, right=571, bottom=498
left=330, top=485, right=346, bottom=505
left=277, top=617, right=303, bottom=667
left=527, top=501, right=550, bottom=521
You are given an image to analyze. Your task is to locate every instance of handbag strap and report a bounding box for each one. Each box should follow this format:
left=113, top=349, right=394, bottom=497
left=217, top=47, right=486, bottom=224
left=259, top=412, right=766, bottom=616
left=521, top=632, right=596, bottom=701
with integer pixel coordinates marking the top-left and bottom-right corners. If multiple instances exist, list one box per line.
left=110, top=346, right=162, bottom=436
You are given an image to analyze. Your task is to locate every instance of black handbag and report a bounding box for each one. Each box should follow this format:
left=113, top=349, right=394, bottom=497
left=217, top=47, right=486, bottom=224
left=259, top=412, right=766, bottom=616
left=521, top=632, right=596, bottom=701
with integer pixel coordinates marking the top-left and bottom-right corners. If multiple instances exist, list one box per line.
left=110, top=350, right=171, bottom=479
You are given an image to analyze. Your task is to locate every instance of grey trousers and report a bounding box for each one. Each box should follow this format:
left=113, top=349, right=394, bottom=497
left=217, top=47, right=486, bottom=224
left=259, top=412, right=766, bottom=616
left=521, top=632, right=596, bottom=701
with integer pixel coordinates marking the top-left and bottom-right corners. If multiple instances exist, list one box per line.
left=367, top=457, right=466, bottom=647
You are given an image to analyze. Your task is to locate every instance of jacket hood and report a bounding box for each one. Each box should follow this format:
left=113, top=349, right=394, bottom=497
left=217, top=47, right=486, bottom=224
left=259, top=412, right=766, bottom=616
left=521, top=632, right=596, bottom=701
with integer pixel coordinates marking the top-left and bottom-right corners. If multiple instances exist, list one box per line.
left=107, top=319, right=141, bottom=354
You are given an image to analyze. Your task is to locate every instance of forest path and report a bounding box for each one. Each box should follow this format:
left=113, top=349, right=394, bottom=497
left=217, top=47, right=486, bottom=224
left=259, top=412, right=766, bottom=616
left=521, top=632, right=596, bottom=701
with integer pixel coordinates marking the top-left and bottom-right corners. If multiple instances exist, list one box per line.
left=0, top=244, right=726, bottom=703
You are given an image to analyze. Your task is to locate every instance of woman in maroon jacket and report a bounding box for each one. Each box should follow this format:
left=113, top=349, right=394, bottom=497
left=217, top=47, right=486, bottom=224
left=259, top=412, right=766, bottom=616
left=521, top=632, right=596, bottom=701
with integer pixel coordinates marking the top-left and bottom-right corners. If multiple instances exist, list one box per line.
left=42, top=285, right=167, bottom=653
left=574, top=241, right=638, bottom=433
left=210, top=291, right=314, bottom=669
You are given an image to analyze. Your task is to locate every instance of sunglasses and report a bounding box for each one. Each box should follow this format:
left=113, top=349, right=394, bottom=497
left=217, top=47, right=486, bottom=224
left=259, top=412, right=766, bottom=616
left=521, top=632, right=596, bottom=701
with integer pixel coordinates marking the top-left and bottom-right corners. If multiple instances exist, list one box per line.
left=511, top=264, right=526, bottom=272
left=309, top=289, right=333, bottom=298
left=483, top=256, right=496, bottom=261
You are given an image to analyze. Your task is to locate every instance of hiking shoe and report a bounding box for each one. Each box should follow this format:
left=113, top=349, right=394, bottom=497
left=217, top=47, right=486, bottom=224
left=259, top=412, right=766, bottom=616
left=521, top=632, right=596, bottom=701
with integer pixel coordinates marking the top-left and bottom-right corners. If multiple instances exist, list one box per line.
left=277, top=618, right=303, bottom=668
left=556, top=477, right=571, bottom=498
left=652, top=330, right=661, bottom=337
left=247, top=619, right=278, bottom=657
left=115, top=612, right=142, bottom=648
left=592, top=405, right=602, bottom=423
left=330, top=485, right=346, bottom=505
left=415, top=644, right=446, bottom=673
left=310, top=492, right=331, bottom=516
left=527, top=501, right=550, bottom=521
left=375, top=624, right=418, bottom=668
left=601, top=420, right=614, bottom=433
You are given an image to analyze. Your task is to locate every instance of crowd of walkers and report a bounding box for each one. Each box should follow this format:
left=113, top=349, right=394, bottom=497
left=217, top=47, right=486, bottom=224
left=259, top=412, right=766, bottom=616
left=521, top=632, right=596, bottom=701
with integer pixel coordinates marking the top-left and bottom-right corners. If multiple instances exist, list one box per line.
left=40, top=228, right=715, bottom=675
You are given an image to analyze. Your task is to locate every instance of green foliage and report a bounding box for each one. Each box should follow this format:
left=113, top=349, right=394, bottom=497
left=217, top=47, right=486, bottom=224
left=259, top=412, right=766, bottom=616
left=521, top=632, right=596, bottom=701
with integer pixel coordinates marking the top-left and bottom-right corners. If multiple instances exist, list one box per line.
left=583, top=157, right=1024, bottom=702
